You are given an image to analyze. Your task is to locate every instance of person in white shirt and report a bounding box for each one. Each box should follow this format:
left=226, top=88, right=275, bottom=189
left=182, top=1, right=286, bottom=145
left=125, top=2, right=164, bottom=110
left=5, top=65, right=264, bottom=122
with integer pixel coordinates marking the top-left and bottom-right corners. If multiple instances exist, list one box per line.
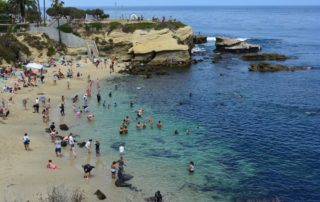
left=85, top=139, right=92, bottom=153
left=119, top=145, right=125, bottom=155
left=23, top=133, right=30, bottom=151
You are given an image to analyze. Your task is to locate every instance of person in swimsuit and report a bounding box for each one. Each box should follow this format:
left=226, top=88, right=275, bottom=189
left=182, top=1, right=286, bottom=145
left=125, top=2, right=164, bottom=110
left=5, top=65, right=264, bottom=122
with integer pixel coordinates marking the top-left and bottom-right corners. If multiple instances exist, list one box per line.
left=189, top=161, right=195, bottom=173
left=157, top=121, right=162, bottom=129
left=47, top=160, right=57, bottom=169
left=111, top=161, right=117, bottom=179
left=117, top=156, right=126, bottom=172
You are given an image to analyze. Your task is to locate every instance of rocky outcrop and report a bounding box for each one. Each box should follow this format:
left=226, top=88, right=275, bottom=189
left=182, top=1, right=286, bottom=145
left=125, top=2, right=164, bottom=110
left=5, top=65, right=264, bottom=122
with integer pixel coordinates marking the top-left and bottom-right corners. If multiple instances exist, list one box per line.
left=241, top=53, right=288, bottom=61
left=99, top=26, right=193, bottom=68
left=249, top=63, right=310, bottom=72
left=193, top=35, right=207, bottom=44
left=215, top=36, right=261, bottom=53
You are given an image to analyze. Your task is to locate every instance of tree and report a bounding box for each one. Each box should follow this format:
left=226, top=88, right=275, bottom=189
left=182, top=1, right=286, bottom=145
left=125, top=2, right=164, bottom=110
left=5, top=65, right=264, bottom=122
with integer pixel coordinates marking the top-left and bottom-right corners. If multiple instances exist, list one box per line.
left=8, top=0, right=38, bottom=21
left=50, top=0, right=64, bottom=44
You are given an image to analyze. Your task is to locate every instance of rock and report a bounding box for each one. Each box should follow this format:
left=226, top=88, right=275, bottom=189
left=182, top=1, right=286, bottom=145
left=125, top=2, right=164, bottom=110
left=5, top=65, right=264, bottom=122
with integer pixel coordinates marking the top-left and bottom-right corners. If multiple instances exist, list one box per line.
left=94, top=189, right=107, bottom=200
left=212, top=53, right=222, bottom=63
left=241, top=53, right=288, bottom=61
left=59, top=124, right=69, bottom=131
left=115, top=180, right=131, bottom=187
left=77, top=141, right=86, bottom=148
left=145, top=191, right=163, bottom=202
left=249, top=62, right=310, bottom=72
left=193, top=35, right=207, bottom=44
left=215, top=36, right=261, bottom=53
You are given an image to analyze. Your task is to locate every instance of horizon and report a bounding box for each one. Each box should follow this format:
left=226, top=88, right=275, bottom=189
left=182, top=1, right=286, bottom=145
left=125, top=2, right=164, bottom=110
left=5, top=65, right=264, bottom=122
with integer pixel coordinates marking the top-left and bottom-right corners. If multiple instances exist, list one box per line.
left=41, top=0, right=320, bottom=8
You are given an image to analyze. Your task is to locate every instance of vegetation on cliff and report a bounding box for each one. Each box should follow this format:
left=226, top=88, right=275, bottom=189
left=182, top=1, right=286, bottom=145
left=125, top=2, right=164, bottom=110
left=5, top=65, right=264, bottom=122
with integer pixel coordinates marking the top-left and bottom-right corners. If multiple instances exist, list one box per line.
left=0, top=33, right=30, bottom=64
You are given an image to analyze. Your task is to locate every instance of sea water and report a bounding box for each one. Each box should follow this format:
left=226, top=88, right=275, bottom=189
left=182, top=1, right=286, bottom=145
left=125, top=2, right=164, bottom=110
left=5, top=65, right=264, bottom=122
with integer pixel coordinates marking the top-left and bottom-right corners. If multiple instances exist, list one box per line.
left=75, top=6, right=320, bottom=201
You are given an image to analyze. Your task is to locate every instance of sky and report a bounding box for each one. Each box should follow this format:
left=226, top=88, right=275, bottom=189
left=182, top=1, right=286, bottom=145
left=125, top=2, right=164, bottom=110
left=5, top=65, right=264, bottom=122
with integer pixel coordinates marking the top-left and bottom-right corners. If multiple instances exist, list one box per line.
left=43, top=0, right=320, bottom=7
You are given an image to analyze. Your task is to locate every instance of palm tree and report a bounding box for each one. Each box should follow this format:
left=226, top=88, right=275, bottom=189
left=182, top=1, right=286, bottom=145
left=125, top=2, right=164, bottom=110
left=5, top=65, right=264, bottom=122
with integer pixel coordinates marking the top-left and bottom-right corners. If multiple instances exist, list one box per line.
left=51, top=0, right=64, bottom=44
left=8, top=0, right=38, bottom=22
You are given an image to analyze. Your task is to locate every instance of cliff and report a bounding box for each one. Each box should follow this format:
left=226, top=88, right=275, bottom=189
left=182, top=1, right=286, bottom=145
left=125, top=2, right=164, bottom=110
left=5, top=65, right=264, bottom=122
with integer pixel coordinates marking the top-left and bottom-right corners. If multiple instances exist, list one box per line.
left=75, top=21, right=194, bottom=67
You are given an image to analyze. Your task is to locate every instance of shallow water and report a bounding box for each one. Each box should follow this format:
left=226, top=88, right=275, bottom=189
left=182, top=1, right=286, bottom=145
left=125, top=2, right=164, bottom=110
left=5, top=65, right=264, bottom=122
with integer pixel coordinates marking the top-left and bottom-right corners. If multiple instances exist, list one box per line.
left=75, top=6, right=320, bottom=202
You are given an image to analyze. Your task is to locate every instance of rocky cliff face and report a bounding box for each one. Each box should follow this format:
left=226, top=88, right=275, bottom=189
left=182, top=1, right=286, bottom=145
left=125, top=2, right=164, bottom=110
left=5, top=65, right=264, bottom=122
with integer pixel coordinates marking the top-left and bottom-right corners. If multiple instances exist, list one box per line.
left=87, top=24, right=194, bottom=67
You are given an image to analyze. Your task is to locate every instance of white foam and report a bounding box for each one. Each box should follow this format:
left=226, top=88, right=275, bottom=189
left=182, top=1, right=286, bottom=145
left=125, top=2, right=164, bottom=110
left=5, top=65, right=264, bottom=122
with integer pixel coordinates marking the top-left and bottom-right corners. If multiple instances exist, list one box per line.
left=191, top=46, right=206, bottom=53
left=206, top=37, right=248, bottom=42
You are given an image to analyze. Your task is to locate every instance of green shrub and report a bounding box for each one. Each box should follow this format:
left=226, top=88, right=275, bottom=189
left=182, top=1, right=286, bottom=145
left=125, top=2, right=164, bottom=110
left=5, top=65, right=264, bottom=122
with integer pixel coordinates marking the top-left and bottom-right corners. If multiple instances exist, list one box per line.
left=109, top=21, right=122, bottom=32
left=91, top=22, right=102, bottom=31
left=0, top=34, right=31, bottom=63
left=47, top=46, right=56, bottom=57
left=58, top=23, right=73, bottom=33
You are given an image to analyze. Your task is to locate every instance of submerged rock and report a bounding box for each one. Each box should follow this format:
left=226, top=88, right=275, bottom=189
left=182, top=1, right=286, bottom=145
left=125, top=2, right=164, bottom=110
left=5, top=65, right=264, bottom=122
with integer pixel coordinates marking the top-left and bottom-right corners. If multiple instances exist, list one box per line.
left=94, top=189, right=107, bottom=200
left=59, top=124, right=69, bottom=131
left=241, top=53, right=288, bottom=61
left=249, top=63, right=310, bottom=72
left=215, top=36, right=261, bottom=53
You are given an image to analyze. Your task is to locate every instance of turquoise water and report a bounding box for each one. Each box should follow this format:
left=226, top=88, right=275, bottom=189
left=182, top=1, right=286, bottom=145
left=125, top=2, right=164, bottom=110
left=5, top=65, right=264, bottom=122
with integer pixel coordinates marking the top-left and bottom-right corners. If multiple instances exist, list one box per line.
left=73, top=6, right=320, bottom=202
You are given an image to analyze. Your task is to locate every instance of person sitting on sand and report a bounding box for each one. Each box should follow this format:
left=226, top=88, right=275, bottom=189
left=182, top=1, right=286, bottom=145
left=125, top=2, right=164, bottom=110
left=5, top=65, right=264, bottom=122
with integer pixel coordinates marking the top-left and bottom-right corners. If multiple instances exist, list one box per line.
left=82, top=164, right=95, bottom=178
left=157, top=121, right=162, bottom=129
left=87, top=113, right=95, bottom=121
left=111, top=161, right=117, bottom=179
left=47, top=160, right=57, bottom=169
left=189, top=161, right=195, bottom=173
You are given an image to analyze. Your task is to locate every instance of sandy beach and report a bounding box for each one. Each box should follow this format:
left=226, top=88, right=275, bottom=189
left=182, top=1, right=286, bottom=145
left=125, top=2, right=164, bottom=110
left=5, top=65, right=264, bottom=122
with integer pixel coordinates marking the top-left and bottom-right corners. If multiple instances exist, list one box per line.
left=0, top=58, right=146, bottom=201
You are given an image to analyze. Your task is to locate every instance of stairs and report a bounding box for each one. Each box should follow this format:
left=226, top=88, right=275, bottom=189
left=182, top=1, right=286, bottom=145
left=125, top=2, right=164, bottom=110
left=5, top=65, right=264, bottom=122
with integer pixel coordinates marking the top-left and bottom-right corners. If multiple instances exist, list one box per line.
left=86, top=40, right=99, bottom=58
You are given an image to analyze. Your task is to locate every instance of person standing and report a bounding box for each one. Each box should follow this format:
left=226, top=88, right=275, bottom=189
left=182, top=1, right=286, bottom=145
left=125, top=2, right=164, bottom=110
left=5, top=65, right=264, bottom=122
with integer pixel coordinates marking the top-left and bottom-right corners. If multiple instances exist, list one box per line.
left=85, top=139, right=92, bottom=153
left=55, top=137, right=62, bottom=157
left=22, top=98, right=27, bottom=110
left=34, top=98, right=39, bottom=113
left=95, top=141, right=100, bottom=156
left=60, top=103, right=65, bottom=116
left=97, top=93, right=101, bottom=104
left=23, top=133, right=30, bottom=151
left=68, top=133, right=77, bottom=158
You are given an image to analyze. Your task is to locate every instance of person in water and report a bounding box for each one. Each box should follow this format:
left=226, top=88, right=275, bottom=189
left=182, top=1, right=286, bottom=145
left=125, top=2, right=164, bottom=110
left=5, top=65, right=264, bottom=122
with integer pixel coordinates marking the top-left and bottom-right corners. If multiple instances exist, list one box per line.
left=189, top=161, right=195, bottom=173
left=95, top=141, right=100, bottom=156
left=111, top=161, right=117, bottom=179
left=117, top=156, right=126, bottom=172
left=136, top=122, right=143, bottom=129
left=87, top=113, right=95, bottom=121
left=174, top=129, right=179, bottom=135
left=157, top=121, right=162, bottom=129
left=47, top=160, right=57, bottom=170
left=82, top=164, right=95, bottom=178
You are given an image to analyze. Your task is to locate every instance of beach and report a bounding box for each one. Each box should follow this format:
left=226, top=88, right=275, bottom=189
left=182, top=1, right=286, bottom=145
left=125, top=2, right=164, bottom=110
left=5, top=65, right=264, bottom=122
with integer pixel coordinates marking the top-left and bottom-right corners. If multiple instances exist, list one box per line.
left=0, top=58, right=146, bottom=201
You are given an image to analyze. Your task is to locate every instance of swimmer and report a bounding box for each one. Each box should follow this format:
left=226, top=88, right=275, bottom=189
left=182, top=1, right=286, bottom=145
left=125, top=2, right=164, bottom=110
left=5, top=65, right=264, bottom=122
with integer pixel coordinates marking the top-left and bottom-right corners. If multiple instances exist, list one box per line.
left=157, top=121, right=162, bottom=129
left=185, top=129, right=190, bottom=135
left=102, top=100, right=106, bottom=108
left=174, top=129, right=179, bottom=135
left=188, top=161, right=195, bottom=173
left=76, top=110, right=83, bottom=117
left=125, top=116, right=130, bottom=125
left=87, top=113, right=95, bottom=121
left=109, top=92, right=112, bottom=97
left=136, top=122, right=143, bottom=129
left=130, top=101, right=134, bottom=108
left=114, top=102, right=117, bottom=107
left=47, top=160, right=57, bottom=169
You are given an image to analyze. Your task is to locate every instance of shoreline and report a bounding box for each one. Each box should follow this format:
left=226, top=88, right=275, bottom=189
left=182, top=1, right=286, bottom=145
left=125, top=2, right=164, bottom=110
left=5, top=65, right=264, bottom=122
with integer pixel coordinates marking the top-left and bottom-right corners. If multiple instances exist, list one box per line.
left=0, top=58, right=145, bottom=201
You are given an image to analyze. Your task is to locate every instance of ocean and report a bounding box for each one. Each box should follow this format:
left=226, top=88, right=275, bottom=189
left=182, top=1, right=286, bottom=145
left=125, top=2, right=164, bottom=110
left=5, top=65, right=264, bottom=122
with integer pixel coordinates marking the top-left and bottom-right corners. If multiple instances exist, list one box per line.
left=74, top=6, right=320, bottom=201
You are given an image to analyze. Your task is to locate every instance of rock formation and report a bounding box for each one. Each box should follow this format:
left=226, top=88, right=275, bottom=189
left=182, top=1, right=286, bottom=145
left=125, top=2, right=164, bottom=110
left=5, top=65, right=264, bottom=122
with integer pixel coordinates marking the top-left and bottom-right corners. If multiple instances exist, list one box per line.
left=249, top=63, right=310, bottom=72
left=215, top=36, right=261, bottom=53
left=193, top=35, right=207, bottom=44
left=241, top=53, right=288, bottom=61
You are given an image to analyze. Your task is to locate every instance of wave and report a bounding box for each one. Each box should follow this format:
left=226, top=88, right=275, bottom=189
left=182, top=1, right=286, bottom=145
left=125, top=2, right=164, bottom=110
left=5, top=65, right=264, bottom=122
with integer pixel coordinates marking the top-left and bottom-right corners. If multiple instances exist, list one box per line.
left=206, top=37, right=248, bottom=42
left=191, top=46, right=206, bottom=53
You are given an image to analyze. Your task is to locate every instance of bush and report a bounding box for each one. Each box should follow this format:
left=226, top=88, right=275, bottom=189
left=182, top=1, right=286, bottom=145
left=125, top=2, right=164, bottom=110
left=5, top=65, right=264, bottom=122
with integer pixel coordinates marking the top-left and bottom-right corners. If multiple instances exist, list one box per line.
left=91, top=22, right=102, bottom=31
left=109, top=21, right=122, bottom=32
left=47, top=46, right=55, bottom=57
left=0, top=34, right=31, bottom=63
left=58, top=23, right=73, bottom=33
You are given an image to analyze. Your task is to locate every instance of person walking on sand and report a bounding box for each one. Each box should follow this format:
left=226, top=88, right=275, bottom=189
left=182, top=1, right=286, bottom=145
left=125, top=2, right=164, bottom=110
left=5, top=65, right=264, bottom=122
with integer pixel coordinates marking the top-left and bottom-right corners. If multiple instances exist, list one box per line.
left=23, top=133, right=30, bottom=151
left=97, top=92, right=101, bottom=104
left=67, top=78, right=70, bottom=89
left=60, top=103, right=65, bottom=116
left=85, top=139, right=92, bottom=153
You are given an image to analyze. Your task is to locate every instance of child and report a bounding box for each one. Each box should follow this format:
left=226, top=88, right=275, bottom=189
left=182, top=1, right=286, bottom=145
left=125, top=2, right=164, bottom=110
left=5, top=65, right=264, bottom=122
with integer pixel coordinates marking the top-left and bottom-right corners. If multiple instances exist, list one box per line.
left=111, top=161, right=117, bottom=179
left=189, top=161, right=195, bottom=173
left=47, top=160, right=57, bottom=169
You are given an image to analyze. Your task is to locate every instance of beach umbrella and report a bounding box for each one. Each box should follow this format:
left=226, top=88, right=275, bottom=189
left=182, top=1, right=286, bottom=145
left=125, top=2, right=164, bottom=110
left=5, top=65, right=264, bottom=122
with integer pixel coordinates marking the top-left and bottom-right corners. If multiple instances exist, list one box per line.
left=26, top=63, right=44, bottom=70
